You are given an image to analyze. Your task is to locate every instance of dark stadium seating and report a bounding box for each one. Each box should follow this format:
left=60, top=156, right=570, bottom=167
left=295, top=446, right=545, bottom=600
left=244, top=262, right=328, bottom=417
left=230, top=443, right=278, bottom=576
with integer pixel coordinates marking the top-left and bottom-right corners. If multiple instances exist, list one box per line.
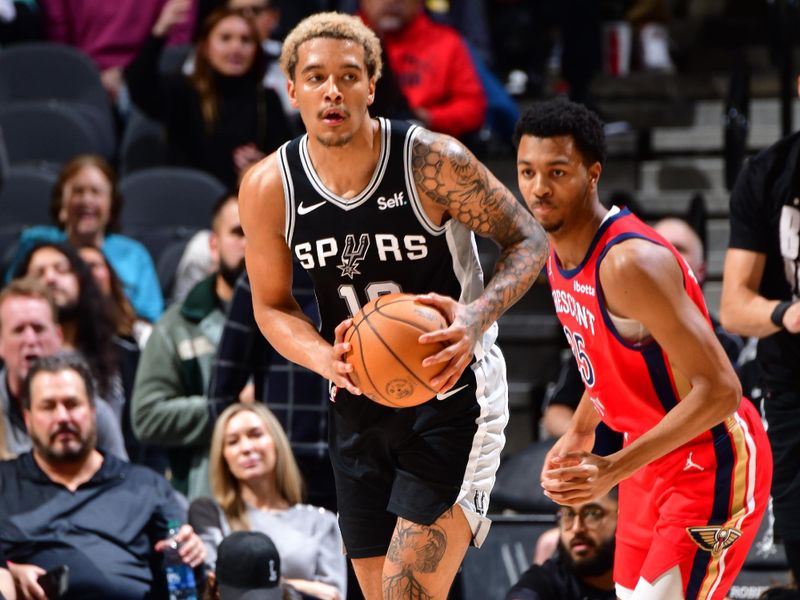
left=458, top=514, right=557, bottom=600
left=0, top=43, right=116, bottom=160
left=492, top=439, right=559, bottom=514
left=119, top=167, right=226, bottom=232
left=0, top=102, right=103, bottom=168
left=118, top=107, right=167, bottom=176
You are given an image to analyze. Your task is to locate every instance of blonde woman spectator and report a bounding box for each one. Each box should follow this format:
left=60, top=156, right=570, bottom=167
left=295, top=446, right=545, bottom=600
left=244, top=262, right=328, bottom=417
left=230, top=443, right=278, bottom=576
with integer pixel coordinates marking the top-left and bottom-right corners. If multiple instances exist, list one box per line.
left=189, top=403, right=346, bottom=600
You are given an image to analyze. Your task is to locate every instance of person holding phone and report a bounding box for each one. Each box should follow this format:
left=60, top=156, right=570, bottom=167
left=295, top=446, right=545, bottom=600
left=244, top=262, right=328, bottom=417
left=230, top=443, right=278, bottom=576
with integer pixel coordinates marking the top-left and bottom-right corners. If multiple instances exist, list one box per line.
left=0, top=545, right=16, bottom=600
left=0, top=352, right=205, bottom=600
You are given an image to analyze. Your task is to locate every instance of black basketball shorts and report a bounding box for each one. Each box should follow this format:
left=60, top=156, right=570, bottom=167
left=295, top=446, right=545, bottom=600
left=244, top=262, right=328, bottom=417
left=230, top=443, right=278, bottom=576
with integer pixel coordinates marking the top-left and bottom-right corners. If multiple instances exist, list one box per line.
left=328, top=344, right=508, bottom=558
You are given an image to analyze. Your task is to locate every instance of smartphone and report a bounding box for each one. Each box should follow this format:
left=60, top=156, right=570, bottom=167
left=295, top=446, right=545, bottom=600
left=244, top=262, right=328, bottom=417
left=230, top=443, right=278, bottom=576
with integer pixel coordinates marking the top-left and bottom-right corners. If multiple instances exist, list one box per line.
left=37, top=564, right=69, bottom=599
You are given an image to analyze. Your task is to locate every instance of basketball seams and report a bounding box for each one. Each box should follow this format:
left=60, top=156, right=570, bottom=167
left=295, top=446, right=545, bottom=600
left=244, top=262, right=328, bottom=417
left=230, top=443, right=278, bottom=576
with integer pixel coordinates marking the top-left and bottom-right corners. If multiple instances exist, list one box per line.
left=351, top=326, right=392, bottom=406
left=345, top=293, right=448, bottom=407
left=361, top=312, right=438, bottom=397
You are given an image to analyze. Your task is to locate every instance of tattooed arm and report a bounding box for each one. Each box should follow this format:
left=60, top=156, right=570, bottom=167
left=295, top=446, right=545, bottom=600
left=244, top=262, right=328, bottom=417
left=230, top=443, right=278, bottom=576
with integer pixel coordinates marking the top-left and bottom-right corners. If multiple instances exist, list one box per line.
left=412, top=129, right=549, bottom=391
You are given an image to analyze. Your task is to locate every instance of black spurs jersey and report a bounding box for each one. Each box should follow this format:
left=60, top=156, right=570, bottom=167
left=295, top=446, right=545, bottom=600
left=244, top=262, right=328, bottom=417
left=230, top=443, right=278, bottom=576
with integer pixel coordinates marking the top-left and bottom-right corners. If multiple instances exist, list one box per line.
left=278, top=117, right=490, bottom=349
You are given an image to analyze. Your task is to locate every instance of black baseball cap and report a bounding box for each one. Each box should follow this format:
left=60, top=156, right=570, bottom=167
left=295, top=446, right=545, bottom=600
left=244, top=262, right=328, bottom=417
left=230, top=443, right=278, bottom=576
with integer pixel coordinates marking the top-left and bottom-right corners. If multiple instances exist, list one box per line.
left=217, top=531, right=282, bottom=600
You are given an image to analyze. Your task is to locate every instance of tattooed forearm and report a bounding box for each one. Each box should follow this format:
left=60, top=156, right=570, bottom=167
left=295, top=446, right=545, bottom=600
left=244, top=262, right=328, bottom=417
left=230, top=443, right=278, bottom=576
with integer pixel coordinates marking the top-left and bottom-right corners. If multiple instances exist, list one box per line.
left=411, top=130, right=549, bottom=332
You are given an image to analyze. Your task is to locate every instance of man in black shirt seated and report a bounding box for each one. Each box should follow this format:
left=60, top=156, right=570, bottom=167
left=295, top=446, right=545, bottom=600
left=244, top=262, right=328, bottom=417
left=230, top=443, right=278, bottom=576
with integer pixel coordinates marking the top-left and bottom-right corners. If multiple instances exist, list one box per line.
left=506, top=488, right=618, bottom=600
left=0, top=353, right=205, bottom=600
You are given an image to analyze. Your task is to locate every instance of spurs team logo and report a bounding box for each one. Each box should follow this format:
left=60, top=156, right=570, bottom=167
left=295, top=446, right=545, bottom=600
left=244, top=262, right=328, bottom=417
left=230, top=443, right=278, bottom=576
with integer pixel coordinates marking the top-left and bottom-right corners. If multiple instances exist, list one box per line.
left=687, top=526, right=742, bottom=556
left=473, top=490, right=487, bottom=516
left=337, top=234, right=370, bottom=279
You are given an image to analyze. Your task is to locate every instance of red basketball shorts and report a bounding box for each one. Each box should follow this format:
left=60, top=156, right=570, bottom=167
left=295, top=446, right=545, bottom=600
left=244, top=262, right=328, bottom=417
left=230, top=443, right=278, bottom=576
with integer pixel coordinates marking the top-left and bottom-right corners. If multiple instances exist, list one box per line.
left=614, top=400, right=772, bottom=599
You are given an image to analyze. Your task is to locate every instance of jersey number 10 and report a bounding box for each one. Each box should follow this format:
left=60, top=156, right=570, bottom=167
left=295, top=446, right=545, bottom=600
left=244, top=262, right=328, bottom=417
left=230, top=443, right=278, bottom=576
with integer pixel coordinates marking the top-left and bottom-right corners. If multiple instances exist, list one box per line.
left=338, top=282, right=403, bottom=316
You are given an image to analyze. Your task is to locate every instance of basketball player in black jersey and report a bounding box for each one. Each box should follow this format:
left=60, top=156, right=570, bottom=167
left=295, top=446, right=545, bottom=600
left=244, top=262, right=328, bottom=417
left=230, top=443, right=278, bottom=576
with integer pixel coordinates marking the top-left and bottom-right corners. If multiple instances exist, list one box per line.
left=238, top=12, right=548, bottom=600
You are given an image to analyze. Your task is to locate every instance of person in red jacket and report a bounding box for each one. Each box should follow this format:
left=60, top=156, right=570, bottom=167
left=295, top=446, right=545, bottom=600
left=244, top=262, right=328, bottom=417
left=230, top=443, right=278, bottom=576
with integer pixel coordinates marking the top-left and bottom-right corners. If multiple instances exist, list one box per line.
left=359, top=0, right=487, bottom=139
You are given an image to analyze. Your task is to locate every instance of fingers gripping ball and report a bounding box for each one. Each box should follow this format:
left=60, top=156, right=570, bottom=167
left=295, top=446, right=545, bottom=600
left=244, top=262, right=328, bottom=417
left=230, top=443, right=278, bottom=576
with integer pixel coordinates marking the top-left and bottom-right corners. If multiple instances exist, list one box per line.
left=345, top=293, right=448, bottom=407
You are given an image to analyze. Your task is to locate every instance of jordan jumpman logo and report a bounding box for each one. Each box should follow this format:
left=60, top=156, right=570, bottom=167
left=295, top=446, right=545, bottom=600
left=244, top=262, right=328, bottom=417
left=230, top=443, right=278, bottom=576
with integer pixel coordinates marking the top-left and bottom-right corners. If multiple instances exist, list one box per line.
left=684, top=452, right=704, bottom=472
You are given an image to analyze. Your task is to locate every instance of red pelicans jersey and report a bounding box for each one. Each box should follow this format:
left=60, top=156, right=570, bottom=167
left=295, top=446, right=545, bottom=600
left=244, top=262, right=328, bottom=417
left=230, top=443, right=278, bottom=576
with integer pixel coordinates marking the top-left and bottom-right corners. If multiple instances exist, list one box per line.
left=547, top=207, right=772, bottom=599
left=547, top=206, right=709, bottom=437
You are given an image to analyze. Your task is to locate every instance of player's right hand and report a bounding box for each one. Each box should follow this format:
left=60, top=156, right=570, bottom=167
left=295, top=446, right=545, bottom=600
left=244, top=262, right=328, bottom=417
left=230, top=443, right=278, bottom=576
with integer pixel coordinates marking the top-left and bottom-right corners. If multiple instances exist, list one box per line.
left=541, top=429, right=595, bottom=482
left=329, top=319, right=362, bottom=396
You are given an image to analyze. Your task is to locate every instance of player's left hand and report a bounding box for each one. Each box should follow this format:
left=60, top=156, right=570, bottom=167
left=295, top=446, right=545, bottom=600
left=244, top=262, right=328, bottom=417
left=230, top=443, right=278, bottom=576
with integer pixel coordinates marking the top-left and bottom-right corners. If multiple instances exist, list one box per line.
left=416, top=292, right=480, bottom=393
left=541, top=451, right=618, bottom=507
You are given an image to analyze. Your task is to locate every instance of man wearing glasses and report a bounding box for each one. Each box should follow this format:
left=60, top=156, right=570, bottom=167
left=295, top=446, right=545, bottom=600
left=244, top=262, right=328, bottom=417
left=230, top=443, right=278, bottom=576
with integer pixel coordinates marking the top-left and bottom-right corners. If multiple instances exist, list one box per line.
left=506, top=489, right=618, bottom=600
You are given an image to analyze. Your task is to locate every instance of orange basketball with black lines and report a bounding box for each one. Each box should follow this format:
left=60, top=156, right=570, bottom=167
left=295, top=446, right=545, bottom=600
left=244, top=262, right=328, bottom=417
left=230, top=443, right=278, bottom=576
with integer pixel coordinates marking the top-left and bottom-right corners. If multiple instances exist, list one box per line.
left=345, top=293, right=448, bottom=408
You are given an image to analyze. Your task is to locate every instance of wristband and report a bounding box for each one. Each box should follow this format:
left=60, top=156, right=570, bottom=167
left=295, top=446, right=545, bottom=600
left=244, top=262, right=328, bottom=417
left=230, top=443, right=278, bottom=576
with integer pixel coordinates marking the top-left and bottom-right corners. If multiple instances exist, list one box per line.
left=770, top=301, right=793, bottom=329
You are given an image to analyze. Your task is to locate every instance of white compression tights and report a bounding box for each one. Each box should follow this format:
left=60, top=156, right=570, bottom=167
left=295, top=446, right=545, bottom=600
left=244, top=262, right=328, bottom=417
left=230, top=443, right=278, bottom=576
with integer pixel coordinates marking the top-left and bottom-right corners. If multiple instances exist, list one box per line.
left=616, top=565, right=684, bottom=600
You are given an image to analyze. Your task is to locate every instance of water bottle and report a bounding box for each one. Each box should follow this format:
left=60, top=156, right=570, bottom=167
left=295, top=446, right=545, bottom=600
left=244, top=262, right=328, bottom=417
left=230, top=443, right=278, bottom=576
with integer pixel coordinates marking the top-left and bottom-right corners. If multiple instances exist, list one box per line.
left=164, top=520, right=198, bottom=600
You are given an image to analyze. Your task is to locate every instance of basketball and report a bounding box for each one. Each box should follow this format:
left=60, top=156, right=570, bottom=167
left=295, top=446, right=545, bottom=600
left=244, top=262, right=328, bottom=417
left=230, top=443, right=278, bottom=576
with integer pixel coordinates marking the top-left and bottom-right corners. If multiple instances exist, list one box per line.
left=345, top=293, right=449, bottom=408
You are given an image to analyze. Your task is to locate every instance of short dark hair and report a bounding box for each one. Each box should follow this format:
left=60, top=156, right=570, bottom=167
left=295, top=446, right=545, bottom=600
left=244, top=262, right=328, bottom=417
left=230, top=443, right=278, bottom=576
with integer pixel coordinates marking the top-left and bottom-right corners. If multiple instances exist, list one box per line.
left=23, top=352, right=96, bottom=410
left=211, top=192, right=238, bottom=230
left=513, top=99, right=607, bottom=166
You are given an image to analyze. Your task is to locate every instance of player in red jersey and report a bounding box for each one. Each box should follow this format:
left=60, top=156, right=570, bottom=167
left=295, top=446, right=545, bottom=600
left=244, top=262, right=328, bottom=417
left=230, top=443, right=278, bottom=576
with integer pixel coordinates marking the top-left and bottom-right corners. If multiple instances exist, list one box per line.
left=514, top=99, right=772, bottom=600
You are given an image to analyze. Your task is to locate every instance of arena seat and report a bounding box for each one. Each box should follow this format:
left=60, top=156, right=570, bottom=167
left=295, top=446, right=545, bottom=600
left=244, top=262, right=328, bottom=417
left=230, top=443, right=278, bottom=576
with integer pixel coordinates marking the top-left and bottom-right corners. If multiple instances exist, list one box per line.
left=458, top=514, right=557, bottom=600
left=156, top=236, right=197, bottom=302
left=0, top=164, right=58, bottom=228
left=119, top=167, right=226, bottom=232
left=0, top=102, right=103, bottom=168
left=0, top=43, right=116, bottom=159
left=0, top=164, right=57, bottom=274
left=118, top=107, right=167, bottom=176
left=491, top=438, right=559, bottom=514
left=0, top=124, right=9, bottom=184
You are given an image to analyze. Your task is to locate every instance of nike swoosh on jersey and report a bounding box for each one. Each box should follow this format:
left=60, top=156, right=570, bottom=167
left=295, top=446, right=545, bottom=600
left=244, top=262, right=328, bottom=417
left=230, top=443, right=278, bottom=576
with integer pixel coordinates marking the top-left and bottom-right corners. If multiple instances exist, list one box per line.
left=436, top=384, right=469, bottom=401
left=297, top=200, right=327, bottom=215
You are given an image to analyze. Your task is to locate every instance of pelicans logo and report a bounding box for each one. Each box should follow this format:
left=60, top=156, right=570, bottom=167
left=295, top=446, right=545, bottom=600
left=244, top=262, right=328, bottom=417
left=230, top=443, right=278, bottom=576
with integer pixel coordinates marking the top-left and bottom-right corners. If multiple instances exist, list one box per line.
left=687, top=526, right=742, bottom=556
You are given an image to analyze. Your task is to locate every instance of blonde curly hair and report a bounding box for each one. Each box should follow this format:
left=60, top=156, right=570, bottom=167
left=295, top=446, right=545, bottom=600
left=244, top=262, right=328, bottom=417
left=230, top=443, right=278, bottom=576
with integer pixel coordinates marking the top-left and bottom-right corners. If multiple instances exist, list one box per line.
left=280, top=12, right=383, bottom=82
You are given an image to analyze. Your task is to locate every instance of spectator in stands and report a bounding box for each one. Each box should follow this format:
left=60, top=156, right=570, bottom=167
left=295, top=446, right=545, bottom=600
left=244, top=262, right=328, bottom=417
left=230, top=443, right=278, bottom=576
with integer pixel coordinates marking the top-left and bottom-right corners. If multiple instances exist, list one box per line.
left=77, top=244, right=153, bottom=347
left=38, top=0, right=196, bottom=101
left=125, top=4, right=292, bottom=188
left=506, top=488, right=618, bottom=600
left=207, top=270, right=336, bottom=512
left=202, top=530, right=283, bottom=600
left=228, top=0, right=296, bottom=121
left=189, top=403, right=346, bottom=600
left=0, top=278, right=126, bottom=460
left=359, top=0, right=487, bottom=139
left=0, top=352, right=205, bottom=600
left=5, top=155, right=163, bottom=323
left=15, top=243, right=130, bottom=421
left=132, top=194, right=245, bottom=499
left=76, top=243, right=168, bottom=471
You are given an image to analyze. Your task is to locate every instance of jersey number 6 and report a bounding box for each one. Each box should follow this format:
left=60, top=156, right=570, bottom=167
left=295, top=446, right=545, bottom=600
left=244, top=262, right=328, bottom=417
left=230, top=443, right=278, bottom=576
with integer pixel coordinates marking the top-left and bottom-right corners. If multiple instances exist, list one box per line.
left=563, top=325, right=595, bottom=387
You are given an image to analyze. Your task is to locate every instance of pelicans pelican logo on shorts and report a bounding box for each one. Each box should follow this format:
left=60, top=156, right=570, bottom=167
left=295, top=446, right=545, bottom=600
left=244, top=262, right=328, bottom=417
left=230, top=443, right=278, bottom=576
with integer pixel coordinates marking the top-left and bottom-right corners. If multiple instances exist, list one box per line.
left=687, top=526, right=743, bottom=556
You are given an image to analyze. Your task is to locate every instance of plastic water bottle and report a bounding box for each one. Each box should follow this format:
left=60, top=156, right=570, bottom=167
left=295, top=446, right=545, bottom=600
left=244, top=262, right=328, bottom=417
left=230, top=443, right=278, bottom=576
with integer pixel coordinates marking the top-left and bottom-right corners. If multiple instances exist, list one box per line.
left=164, top=520, right=198, bottom=600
